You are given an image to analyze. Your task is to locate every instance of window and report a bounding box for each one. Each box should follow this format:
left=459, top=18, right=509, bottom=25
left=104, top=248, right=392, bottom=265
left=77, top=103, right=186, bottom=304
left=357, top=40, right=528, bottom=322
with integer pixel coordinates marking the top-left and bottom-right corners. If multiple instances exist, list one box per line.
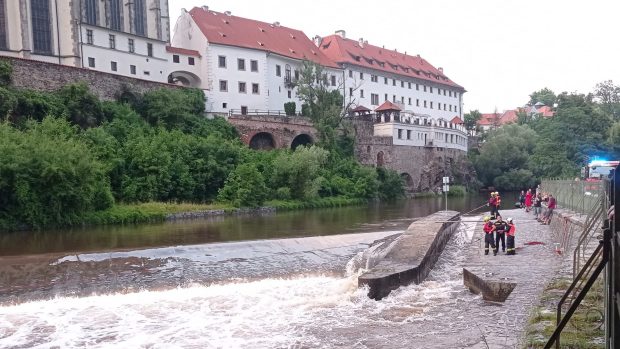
left=88, top=57, right=95, bottom=68
left=276, top=65, right=281, bottom=76
left=173, top=55, right=180, bottom=63
left=31, top=0, right=52, bottom=54
left=128, top=39, right=134, bottom=53
left=241, top=106, right=248, bottom=115
left=444, top=89, right=447, bottom=96
left=360, top=89, right=364, bottom=98
left=398, top=129, right=403, bottom=139
left=84, top=0, right=98, bottom=25
left=401, top=81, right=404, bottom=88
left=219, top=80, right=228, bottom=92
left=111, top=61, right=117, bottom=71
left=444, top=104, right=447, bottom=111
left=359, top=72, right=364, bottom=80
left=218, top=56, right=226, bottom=68
left=416, top=84, right=419, bottom=90
left=237, top=58, right=245, bottom=71
left=130, top=65, right=136, bottom=74
left=407, top=130, right=411, bottom=139
left=424, top=100, right=427, bottom=108
left=416, top=99, right=419, bottom=106
left=252, top=83, right=259, bottom=94
left=0, top=0, right=6, bottom=49
left=294, top=70, right=299, bottom=80
left=371, top=75, right=378, bottom=82
left=188, top=57, right=195, bottom=65
left=287, top=90, right=292, bottom=98
left=384, top=93, right=388, bottom=101
left=109, top=34, right=116, bottom=49
left=401, top=96, right=404, bottom=104
left=331, top=75, right=336, bottom=86
left=408, top=82, right=412, bottom=89
left=147, top=43, right=153, bottom=57
left=349, top=87, right=353, bottom=96
left=384, top=77, right=388, bottom=84
left=238, top=82, right=246, bottom=93
left=109, top=0, right=122, bottom=31
left=424, top=85, right=427, bottom=92
left=430, top=87, right=433, bottom=93
left=408, top=97, right=412, bottom=105
left=285, top=65, right=291, bottom=81
left=371, top=93, right=379, bottom=105
left=133, top=0, right=146, bottom=36
left=86, top=29, right=93, bottom=45
left=437, top=88, right=441, bottom=95
left=430, top=102, right=434, bottom=109
left=144, top=71, right=150, bottom=76
left=392, top=79, right=396, bottom=86
left=392, top=95, right=396, bottom=102
left=222, top=103, right=227, bottom=109
left=449, top=91, right=452, bottom=97
left=449, top=105, right=452, bottom=112
left=349, top=70, right=353, bottom=78
left=250, top=60, right=258, bottom=72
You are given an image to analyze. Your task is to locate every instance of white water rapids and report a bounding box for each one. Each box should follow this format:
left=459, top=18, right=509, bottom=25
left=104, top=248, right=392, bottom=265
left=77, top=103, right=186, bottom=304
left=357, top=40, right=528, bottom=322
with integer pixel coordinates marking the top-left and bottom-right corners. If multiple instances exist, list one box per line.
left=0, top=221, right=479, bottom=349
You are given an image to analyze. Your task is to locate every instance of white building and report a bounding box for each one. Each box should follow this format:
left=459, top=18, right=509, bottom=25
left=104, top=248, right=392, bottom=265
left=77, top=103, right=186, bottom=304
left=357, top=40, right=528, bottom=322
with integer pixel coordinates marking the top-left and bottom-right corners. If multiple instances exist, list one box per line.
left=171, top=6, right=343, bottom=115
left=0, top=0, right=200, bottom=85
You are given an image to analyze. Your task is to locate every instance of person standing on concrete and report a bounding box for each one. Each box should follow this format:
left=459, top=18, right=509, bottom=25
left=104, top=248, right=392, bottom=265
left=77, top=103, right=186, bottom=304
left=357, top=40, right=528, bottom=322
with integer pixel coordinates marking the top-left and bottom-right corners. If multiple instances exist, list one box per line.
left=494, top=215, right=507, bottom=253
left=524, top=189, right=533, bottom=212
left=488, top=192, right=497, bottom=219
left=541, top=194, right=556, bottom=225
left=483, top=216, right=497, bottom=256
left=506, top=218, right=516, bottom=255
left=533, top=193, right=542, bottom=220
left=494, top=192, right=502, bottom=218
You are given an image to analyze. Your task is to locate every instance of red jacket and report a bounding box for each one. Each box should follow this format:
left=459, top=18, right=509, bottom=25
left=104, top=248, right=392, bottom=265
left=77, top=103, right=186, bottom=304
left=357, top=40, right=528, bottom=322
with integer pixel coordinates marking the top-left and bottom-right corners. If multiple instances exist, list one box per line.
left=507, top=223, right=516, bottom=236
left=483, top=222, right=494, bottom=234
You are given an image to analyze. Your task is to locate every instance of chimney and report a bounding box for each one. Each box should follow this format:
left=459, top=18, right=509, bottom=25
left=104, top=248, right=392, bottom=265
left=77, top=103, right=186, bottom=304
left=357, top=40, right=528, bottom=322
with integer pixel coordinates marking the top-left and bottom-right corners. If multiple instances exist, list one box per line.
left=335, top=30, right=346, bottom=38
left=358, top=37, right=364, bottom=48
left=272, top=21, right=281, bottom=27
left=313, top=35, right=322, bottom=47
left=224, top=11, right=232, bottom=16
left=438, top=67, right=444, bottom=73
left=201, top=5, right=209, bottom=11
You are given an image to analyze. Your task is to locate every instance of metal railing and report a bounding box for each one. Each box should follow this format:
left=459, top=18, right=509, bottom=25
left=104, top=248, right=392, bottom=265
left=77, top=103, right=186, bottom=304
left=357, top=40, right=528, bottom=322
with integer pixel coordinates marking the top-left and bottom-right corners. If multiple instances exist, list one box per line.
left=228, top=109, right=302, bottom=117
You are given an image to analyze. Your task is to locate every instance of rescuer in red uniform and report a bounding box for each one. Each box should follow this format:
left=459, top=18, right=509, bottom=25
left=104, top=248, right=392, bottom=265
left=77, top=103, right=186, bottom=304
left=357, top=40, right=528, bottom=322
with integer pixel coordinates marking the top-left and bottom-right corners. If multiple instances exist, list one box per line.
left=494, top=215, right=507, bottom=254
left=483, top=216, right=497, bottom=256
left=506, top=218, right=516, bottom=255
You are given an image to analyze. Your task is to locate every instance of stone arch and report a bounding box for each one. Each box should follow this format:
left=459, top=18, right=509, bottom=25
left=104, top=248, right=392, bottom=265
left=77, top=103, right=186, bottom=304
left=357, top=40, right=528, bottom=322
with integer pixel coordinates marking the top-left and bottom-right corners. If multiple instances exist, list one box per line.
left=377, top=151, right=385, bottom=167
left=291, top=133, right=313, bottom=150
left=168, top=71, right=202, bottom=88
left=400, top=173, right=414, bottom=187
left=249, top=132, right=276, bottom=150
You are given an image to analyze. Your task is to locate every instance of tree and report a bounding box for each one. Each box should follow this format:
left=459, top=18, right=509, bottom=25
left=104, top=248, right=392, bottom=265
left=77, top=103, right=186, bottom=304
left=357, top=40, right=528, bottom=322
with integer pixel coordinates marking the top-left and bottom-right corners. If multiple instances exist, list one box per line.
left=56, top=83, right=104, bottom=128
left=0, top=59, right=11, bottom=86
left=529, top=87, right=556, bottom=107
left=271, top=145, right=329, bottom=200
left=138, top=88, right=205, bottom=130
left=594, top=80, right=620, bottom=120
left=284, top=102, right=296, bottom=116
left=217, top=163, right=267, bottom=207
left=463, top=110, right=481, bottom=134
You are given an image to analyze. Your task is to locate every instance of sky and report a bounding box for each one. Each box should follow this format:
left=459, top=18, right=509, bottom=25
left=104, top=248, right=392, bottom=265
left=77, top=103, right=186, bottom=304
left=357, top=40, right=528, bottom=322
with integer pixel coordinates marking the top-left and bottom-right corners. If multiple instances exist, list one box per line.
left=169, top=0, right=620, bottom=113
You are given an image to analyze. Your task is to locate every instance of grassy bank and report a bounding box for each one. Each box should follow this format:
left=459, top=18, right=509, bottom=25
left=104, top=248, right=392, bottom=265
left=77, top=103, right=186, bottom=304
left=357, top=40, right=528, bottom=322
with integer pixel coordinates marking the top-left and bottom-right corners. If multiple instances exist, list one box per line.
left=523, top=276, right=604, bottom=348
left=64, top=197, right=367, bottom=228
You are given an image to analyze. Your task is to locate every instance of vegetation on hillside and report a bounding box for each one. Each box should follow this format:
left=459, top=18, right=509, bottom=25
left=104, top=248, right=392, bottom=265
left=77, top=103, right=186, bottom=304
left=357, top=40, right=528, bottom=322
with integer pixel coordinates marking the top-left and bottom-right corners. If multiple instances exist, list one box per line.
left=470, top=82, right=620, bottom=190
left=0, top=59, right=404, bottom=231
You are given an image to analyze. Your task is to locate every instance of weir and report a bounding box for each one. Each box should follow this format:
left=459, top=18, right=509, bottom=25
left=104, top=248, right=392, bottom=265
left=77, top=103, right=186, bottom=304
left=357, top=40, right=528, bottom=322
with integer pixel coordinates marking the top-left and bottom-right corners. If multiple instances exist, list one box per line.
left=358, top=210, right=460, bottom=300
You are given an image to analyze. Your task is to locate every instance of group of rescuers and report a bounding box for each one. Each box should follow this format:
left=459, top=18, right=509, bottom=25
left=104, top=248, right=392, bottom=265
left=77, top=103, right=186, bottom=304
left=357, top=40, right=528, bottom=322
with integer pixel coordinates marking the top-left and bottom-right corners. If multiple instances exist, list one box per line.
left=483, top=192, right=517, bottom=256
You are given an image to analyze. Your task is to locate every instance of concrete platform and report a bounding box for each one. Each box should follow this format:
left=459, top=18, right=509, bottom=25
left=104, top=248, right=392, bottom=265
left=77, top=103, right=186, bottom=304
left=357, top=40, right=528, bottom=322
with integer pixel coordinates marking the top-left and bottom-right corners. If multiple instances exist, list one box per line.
left=358, top=210, right=460, bottom=300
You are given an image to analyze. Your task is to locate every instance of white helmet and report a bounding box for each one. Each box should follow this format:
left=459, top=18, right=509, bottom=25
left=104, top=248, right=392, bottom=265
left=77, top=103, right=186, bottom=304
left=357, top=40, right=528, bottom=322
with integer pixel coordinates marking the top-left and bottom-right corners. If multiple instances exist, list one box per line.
left=507, top=217, right=513, bottom=223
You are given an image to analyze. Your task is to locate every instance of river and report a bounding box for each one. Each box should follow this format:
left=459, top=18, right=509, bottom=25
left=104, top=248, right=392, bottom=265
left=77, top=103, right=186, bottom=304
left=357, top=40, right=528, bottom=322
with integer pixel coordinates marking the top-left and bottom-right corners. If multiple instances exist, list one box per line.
left=0, top=194, right=496, bottom=348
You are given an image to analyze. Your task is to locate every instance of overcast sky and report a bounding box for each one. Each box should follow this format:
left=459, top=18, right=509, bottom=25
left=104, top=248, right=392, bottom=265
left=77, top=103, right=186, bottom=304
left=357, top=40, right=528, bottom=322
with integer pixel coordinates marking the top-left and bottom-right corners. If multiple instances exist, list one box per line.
left=169, top=0, right=620, bottom=113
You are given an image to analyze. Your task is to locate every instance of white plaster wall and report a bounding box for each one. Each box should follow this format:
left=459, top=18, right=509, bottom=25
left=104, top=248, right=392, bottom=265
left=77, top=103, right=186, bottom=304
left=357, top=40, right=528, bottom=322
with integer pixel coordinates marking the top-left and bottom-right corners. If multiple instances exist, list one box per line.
left=374, top=122, right=467, bottom=152
left=81, top=25, right=169, bottom=82
left=342, top=64, right=463, bottom=119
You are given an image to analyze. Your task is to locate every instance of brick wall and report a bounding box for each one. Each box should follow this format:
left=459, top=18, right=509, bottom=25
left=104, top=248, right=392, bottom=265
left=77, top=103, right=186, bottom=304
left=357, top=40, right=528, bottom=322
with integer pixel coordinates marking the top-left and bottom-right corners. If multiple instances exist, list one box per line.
left=227, top=114, right=317, bottom=149
left=4, top=57, right=184, bottom=100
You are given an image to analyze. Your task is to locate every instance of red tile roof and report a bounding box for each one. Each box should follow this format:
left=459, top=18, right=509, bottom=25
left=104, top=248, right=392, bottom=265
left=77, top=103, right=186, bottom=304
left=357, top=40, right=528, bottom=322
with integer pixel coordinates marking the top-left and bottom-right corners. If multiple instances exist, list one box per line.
left=499, top=110, right=518, bottom=124
left=477, top=113, right=501, bottom=126
left=450, top=116, right=464, bottom=124
left=166, top=46, right=201, bottom=57
left=351, top=105, right=371, bottom=112
left=537, top=105, right=555, bottom=117
left=189, top=8, right=338, bottom=68
left=375, top=100, right=402, bottom=112
left=319, top=35, right=464, bottom=90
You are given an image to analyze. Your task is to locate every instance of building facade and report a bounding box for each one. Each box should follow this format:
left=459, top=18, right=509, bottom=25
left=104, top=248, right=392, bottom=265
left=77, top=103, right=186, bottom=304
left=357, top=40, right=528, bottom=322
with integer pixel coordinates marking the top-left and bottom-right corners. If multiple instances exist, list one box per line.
left=171, top=6, right=342, bottom=115
left=0, top=0, right=199, bottom=85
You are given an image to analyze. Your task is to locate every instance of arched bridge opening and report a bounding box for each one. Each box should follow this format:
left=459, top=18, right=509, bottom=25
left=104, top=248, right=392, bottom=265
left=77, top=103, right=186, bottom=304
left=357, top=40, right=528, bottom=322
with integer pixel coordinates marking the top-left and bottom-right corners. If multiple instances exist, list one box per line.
left=168, top=71, right=202, bottom=88
left=291, top=134, right=313, bottom=150
left=401, top=173, right=414, bottom=188
left=249, top=132, right=276, bottom=150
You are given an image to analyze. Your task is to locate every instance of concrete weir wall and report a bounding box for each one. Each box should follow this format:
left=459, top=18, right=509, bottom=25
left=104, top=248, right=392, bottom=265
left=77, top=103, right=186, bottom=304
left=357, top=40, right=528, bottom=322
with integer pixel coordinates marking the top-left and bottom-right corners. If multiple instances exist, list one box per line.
left=358, top=210, right=460, bottom=300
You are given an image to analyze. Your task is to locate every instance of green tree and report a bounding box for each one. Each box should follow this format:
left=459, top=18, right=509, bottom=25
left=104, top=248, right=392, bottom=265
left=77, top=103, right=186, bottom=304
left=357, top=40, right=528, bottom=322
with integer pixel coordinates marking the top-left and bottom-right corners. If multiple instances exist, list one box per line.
left=0, top=87, right=17, bottom=120
left=284, top=102, right=296, bottom=116
left=594, top=80, right=620, bottom=120
left=0, top=59, right=11, bottom=86
left=217, top=163, right=267, bottom=207
left=272, top=145, right=329, bottom=200
left=139, top=88, right=205, bottom=129
left=56, top=83, right=104, bottom=128
left=463, top=110, right=481, bottom=134
left=529, top=87, right=556, bottom=107
left=376, top=167, right=405, bottom=201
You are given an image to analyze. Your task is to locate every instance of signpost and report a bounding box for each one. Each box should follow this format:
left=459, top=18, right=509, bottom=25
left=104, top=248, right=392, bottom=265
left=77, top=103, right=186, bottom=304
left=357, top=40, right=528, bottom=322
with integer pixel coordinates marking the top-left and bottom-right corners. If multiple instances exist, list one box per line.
left=443, top=176, right=450, bottom=212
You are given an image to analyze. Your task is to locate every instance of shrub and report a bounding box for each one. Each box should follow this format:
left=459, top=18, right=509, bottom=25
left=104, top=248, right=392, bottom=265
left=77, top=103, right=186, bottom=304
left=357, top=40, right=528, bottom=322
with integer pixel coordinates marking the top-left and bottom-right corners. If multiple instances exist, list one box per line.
left=0, top=60, right=11, bottom=86
left=56, top=83, right=104, bottom=128
left=284, top=101, right=296, bottom=116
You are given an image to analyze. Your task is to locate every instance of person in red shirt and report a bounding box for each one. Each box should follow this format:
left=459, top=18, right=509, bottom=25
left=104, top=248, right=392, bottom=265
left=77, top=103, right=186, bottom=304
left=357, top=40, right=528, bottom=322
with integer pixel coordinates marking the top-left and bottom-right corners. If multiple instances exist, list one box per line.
left=542, top=194, right=556, bottom=225
left=483, top=216, right=497, bottom=256
left=506, top=218, right=516, bottom=255
left=524, top=189, right=533, bottom=212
